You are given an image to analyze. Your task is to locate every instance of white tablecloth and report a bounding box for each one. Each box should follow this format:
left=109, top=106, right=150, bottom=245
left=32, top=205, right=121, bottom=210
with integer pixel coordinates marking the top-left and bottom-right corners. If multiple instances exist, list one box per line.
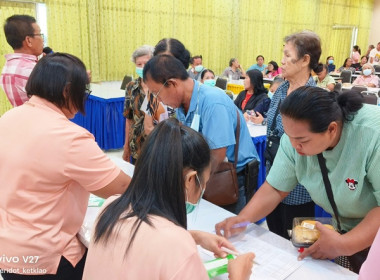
left=247, top=122, right=267, bottom=138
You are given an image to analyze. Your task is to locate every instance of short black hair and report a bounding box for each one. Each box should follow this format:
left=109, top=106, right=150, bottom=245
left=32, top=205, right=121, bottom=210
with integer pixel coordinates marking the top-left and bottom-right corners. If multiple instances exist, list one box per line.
left=200, top=69, right=215, bottom=80
left=26, top=53, right=89, bottom=114
left=43, top=46, right=53, bottom=55
left=256, top=55, right=264, bottom=61
left=268, top=60, right=278, bottom=71
left=154, top=38, right=191, bottom=69
left=4, top=15, right=36, bottom=50
left=314, top=63, right=328, bottom=74
left=143, top=54, right=189, bottom=85
left=190, top=55, right=202, bottom=64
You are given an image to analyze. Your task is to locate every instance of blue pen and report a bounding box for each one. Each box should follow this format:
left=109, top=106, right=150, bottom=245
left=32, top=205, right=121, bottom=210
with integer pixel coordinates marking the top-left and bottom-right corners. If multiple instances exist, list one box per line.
left=231, top=221, right=251, bottom=229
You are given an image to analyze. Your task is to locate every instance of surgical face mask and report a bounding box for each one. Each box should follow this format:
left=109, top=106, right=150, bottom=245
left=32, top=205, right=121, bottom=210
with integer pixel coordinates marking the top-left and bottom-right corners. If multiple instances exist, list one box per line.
left=185, top=174, right=205, bottom=214
left=328, top=59, right=334, bottom=65
left=194, top=65, right=204, bottom=73
left=268, top=90, right=274, bottom=99
left=135, top=67, right=143, bottom=78
left=363, top=69, right=372, bottom=76
left=203, top=79, right=216, bottom=87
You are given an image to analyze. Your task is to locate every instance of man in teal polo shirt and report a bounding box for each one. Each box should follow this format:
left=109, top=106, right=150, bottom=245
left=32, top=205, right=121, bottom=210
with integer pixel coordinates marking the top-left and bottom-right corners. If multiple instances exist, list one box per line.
left=143, top=54, right=259, bottom=214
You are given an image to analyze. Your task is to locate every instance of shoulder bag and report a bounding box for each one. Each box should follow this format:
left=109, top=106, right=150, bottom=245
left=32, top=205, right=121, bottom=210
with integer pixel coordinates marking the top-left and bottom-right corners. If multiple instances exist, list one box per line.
left=264, top=100, right=281, bottom=165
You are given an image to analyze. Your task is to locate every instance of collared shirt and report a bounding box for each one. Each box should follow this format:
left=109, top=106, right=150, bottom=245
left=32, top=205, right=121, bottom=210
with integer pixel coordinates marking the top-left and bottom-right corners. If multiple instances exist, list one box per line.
left=314, top=74, right=336, bottom=89
left=176, top=80, right=258, bottom=170
left=266, top=76, right=316, bottom=205
left=222, top=67, right=243, bottom=80
left=0, top=53, right=38, bottom=107
left=267, top=104, right=380, bottom=232
left=248, top=64, right=267, bottom=72
left=353, top=75, right=380, bottom=87
left=0, top=96, right=120, bottom=274
left=123, top=78, right=146, bottom=160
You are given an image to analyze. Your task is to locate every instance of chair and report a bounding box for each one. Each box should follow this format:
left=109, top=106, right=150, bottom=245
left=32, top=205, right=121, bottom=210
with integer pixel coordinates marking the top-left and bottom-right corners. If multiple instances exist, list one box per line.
left=340, top=70, right=352, bottom=83
left=351, top=86, right=367, bottom=93
left=333, top=83, right=342, bottom=94
left=120, top=75, right=133, bottom=90
left=361, top=92, right=378, bottom=105
left=374, top=65, right=380, bottom=73
left=215, top=77, right=228, bottom=90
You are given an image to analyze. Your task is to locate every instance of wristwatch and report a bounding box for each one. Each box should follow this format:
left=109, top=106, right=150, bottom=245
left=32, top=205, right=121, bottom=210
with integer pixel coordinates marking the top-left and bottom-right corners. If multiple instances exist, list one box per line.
left=262, top=119, right=267, bottom=126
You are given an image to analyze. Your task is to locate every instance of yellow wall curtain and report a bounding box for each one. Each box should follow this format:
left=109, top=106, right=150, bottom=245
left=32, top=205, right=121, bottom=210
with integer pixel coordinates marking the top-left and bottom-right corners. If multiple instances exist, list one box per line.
left=0, top=0, right=36, bottom=116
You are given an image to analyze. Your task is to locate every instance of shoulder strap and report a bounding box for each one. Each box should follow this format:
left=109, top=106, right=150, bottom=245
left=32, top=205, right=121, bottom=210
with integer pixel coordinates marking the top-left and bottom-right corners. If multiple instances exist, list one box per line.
left=233, top=110, right=240, bottom=169
left=270, top=100, right=281, bottom=131
left=317, top=153, right=342, bottom=232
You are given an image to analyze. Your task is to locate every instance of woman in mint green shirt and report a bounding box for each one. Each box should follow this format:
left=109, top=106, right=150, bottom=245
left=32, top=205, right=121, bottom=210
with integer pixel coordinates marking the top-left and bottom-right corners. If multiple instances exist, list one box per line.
left=216, top=87, right=380, bottom=271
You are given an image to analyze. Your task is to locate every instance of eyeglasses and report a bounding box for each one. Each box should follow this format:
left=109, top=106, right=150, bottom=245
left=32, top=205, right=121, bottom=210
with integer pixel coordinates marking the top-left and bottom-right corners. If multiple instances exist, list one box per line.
left=151, top=80, right=168, bottom=99
left=27, top=33, right=44, bottom=40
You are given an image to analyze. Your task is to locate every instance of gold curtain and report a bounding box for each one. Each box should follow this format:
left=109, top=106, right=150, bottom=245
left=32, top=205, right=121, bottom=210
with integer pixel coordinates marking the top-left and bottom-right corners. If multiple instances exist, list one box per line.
left=0, top=0, right=36, bottom=116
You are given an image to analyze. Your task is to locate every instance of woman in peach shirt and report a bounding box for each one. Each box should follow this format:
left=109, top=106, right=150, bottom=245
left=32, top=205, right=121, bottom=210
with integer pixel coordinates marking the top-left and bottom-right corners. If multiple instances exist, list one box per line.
left=0, top=53, right=131, bottom=280
left=83, top=119, right=254, bottom=280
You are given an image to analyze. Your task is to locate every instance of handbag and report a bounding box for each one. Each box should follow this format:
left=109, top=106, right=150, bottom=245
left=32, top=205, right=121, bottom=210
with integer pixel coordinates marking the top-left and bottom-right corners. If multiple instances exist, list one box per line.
left=203, top=110, right=240, bottom=206
left=264, top=100, right=281, bottom=165
left=317, top=153, right=370, bottom=273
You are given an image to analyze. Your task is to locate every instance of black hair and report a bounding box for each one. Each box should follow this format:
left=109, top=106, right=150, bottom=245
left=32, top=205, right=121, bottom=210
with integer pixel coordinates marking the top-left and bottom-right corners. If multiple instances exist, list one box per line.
left=268, top=61, right=279, bottom=71
left=353, top=45, right=361, bottom=54
left=246, top=69, right=267, bottom=95
left=154, top=38, right=191, bottom=69
left=43, top=46, right=53, bottom=55
left=256, top=55, right=264, bottom=61
left=284, top=31, right=321, bottom=72
left=342, top=57, right=351, bottom=67
left=326, top=56, right=334, bottom=64
left=200, top=69, right=215, bottom=80
left=143, top=54, right=189, bottom=84
left=93, top=118, right=211, bottom=254
left=25, top=53, right=89, bottom=114
left=190, top=55, right=202, bottom=64
left=229, top=58, right=236, bottom=67
left=4, top=15, right=36, bottom=50
left=280, top=86, right=363, bottom=133
left=314, top=63, right=328, bottom=74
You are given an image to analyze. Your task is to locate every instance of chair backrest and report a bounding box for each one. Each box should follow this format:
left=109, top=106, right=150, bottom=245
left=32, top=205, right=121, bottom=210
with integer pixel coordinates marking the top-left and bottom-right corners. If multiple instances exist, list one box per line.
left=351, top=86, right=367, bottom=93
left=374, top=65, right=380, bottom=73
left=120, top=75, right=133, bottom=90
left=340, top=70, right=352, bottom=83
left=333, top=82, right=342, bottom=93
left=361, top=92, right=378, bottom=105
left=215, top=77, right=228, bottom=90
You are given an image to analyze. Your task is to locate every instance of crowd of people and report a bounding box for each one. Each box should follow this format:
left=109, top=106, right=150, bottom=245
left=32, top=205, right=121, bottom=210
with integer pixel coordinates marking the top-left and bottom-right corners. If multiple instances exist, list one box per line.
left=0, top=13, right=380, bottom=280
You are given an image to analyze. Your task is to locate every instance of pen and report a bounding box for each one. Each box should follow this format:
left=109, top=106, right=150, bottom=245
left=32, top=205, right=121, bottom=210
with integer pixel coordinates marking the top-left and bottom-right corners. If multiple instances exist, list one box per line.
left=231, top=221, right=251, bottom=229
left=221, top=246, right=260, bottom=265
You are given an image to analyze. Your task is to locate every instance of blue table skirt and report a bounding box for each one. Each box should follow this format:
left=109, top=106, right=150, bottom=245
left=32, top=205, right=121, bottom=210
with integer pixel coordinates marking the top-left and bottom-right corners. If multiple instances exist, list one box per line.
left=71, top=95, right=126, bottom=150
left=252, top=135, right=266, bottom=187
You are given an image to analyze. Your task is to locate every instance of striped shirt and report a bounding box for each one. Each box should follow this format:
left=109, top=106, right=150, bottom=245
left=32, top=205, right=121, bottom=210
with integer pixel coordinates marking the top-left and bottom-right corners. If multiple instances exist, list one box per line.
left=0, top=53, right=38, bottom=107
left=266, top=76, right=315, bottom=205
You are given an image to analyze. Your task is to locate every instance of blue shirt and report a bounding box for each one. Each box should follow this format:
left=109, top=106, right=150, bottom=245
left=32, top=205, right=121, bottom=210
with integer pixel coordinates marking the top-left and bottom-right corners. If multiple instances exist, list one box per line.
left=247, top=64, right=267, bottom=72
left=266, top=76, right=316, bottom=205
left=176, top=80, right=258, bottom=170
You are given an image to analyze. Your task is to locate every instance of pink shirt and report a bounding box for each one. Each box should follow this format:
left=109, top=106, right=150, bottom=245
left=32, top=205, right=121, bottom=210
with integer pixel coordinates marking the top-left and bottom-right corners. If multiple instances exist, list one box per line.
left=359, top=227, right=380, bottom=280
left=0, top=53, right=38, bottom=107
left=83, top=196, right=209, bottom=280
left=353, top=75, right=380, bottom=87
left=0, top=96, right=120, bottom=274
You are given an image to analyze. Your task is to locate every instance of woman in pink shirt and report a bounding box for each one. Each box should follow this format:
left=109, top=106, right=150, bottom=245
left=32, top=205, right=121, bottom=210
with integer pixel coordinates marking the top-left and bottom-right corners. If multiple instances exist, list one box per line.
left=359, top=227, right=380, bottom=280
left=0, top=53, right=131, bottom=280
left=83, top=119, right=255, bottom=280
left=353, top=63, right=380, bottom=88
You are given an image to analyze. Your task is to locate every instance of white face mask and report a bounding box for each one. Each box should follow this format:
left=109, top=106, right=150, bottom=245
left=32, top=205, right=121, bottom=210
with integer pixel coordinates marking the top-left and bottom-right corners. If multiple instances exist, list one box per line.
left=195, top=65, right=204, bottom=73
left=268, top=91, right=274, bottom=99
left=363, top=69, right=372, bottom=76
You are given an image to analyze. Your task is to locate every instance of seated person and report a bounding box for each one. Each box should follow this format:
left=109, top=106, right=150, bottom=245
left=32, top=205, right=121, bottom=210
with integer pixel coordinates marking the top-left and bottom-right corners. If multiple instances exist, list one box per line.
left=248, top=55, right=266, bottom=72
left=356, top=56, right=368, bottom=71
left=338, top=58, right=356, bottom=74
left=200, top=69, right=216, bottom=87
left=234, top=69, right=270, bottom=121
left=352, top=63, right=380, bottom=88
left=83, top=119, right=255, bottom=280
left=222, top=58, right=245, bottom=80
left=188, top=55, right=204, bottom=81
left=314, top=63, right=336, bottom=91
left=326, top=55, right=336, bottom=73
left=267, top=77, right=284, bottom=99
left=263, top=61, right=281, bottom=78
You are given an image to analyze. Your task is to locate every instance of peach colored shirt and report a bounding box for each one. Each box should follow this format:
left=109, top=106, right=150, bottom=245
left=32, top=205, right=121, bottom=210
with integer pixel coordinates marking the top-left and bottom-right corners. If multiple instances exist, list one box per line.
left=83, top=196, right=209, bottom=280
left=359, top=227, right=380, bottom=280
left=0, top=96, right=120, bottom=274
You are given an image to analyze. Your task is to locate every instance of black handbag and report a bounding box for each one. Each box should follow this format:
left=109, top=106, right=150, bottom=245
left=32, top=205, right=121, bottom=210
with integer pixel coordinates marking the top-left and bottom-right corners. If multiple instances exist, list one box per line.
left=264, top=100, right=281, bottom=165
left=317, top=153, right=370, bottom=273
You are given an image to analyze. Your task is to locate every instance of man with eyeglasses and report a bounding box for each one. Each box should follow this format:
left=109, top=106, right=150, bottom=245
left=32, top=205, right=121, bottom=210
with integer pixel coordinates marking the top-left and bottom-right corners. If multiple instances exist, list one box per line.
left=1, top=15, right=44, bottom=107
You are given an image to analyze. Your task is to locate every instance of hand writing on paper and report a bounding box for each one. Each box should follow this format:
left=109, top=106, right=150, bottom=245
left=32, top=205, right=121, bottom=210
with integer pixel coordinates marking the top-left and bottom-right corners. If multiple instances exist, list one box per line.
left=189, top=230, right=236, bottom=258
left=215, top=216, right=250, bottom=238
left=228, top=252, right=255, bottom=280
left=298, top=221, right=343, bottom=260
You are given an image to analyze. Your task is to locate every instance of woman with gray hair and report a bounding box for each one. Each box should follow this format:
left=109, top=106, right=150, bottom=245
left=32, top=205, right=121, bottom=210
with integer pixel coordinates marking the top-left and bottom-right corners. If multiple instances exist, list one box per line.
left=122, top=45, right=154, bottom=164
left=352, top=63, right=380, bottom=88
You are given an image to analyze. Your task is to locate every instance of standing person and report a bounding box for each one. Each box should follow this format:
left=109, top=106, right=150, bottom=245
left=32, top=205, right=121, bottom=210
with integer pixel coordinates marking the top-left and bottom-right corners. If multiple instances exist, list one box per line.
left=222, top=58, right=246, bottom=80
left=365, top=44, right=375, bottom=60
left=122, top=45, right=154, bottom=164
left=248, top=55, right=267, bottom=72
left=0, top=15, right=43, bottom=107
left=249, top=31, right=321, bottom=239
left=369, top=42, right=380, bottom=65
left=83, top=119, right=255, bottom=280
left=188, top=55, right=204, bottom=81
left=143, top=54, right=259, bottom=214
left=351, top=45, right=361, bottom=65
left=216, top=87, right=380, bottom=273
left=326, top=55, right=336, bottom=73
left=0, top=53, right=131, bottom=280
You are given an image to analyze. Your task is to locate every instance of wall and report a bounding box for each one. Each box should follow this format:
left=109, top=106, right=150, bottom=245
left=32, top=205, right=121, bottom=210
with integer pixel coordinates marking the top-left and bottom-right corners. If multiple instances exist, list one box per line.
left=369, top=0, right=380, bottom=45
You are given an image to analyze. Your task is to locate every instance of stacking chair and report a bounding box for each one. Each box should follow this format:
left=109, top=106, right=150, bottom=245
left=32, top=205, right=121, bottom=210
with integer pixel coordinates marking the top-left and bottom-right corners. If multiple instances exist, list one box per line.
left=120, top=75, right=133, bottom=90
left=351, top=86, right=367, bottom=93
left=333, top=83, right=342, bottom=94
left=374, top=65, right=380, bottom=73
left=361, top=91, right=378, bottom=105
left=215, top=77, right=228, bottom=90
left=340, top=70, right=352, bottom=83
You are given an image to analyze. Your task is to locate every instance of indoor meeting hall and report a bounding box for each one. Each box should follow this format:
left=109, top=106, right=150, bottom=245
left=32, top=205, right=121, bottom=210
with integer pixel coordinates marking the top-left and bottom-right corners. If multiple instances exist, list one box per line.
left=1, top=0, right=380, bottom=279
